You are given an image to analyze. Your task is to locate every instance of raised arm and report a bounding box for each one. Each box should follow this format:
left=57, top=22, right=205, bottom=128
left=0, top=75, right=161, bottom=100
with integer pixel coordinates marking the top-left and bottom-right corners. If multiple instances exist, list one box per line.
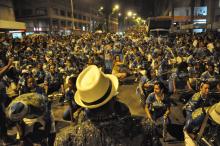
left=0, top=59, right=13, bottom=76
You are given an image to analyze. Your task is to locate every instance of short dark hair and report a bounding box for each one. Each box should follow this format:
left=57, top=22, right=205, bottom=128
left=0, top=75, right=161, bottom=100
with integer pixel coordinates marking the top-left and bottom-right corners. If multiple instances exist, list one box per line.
left=200, top=81, right=209, bottom=88
left=207, top=63, right=214, bottom=69
left=68, top=76, right=77, bottom=85
left=154, top=81, right=168, bottom=94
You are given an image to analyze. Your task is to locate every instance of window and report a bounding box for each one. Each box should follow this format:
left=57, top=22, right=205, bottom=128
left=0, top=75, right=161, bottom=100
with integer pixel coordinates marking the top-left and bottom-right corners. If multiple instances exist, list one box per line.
left=78, top=14, right=82, bottom=19
left=21, top=9, right=33, bottom=16
left=200, top=0, right=205, bottom=6
left=82, top=15, right=86, bottom=20
left=67, top=11, right=72, bottom=17
left=53, top=8, right=59, bottom=15
left=74, top=13, right=77, bottom=19
left=78, top=23, right=82, bottom=28
left=76, top=22, right=82, bottom=29
left=61, top=21, right=66, bottom=27
left=68, top=21, right=72, bottom=26
left=75, top=22, right=78, bottom=28
left=52, top=19, right=59, bottom=25
left=186, top=9, right=189, bottom=16
left=194, top=7, right=207, bottom=16
left=215, top=15, right=220, bottom=22
left=60, top=10, right=65, bottom=16
left=36, top=8, right=47, bottom=16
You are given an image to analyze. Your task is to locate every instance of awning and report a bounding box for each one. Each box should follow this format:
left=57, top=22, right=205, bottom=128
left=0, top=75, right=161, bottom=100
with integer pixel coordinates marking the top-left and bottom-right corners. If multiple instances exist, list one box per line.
left=0, top=20, right=26, bottom=30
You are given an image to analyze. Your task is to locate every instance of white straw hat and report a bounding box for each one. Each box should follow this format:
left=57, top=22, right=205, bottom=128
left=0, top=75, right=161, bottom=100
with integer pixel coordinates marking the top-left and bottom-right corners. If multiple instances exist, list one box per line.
left=209, top=102, right=220, bottom=125
left=74, top=65, right=119, bottom=109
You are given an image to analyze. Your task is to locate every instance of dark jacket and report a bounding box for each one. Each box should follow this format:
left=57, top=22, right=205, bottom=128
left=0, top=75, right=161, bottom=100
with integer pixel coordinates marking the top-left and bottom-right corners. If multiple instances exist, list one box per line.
left=55, top=101, right=161, bottom=146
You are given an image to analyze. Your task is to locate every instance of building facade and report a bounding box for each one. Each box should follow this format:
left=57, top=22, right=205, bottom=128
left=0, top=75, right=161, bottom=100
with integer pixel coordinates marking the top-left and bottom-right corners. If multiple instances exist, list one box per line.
left=153, top=0, right=220, bottom=31
left=0, top=0, right=25, bottom=31
left=13, top=0, right=118, bottom=33
left=207, top=0, right=220, bottom=29
left=165, top=0, right=220, bottom=31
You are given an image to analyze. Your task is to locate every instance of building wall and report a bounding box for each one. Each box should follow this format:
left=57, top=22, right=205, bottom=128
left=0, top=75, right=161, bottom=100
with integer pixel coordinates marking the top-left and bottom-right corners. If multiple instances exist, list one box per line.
left=172, top=0, right=220, bottom=30
left=0, top=0, right=15, bottom=21
left=174, top=7, right=191, bottom=16
left=207, top=0, right=220, bottom=28
left=13, top=0, right=118, bottom=32
left=213, top=0, right=220, bottom=21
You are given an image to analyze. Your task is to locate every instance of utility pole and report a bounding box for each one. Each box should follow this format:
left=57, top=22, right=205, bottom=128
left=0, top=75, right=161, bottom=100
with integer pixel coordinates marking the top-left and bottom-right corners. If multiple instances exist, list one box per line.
left=104, top=0, right=113, bottom=32
left=70, top=0, right=75, bottom=31
left=47, top=0, right=52, bottom=33
left=171, top=0, right=174, bottom=20
left=191, top=0, right=195, bottom=33
left=207, top=0, right=214, bottom=30
left=171, top=0, right=175, bottom=32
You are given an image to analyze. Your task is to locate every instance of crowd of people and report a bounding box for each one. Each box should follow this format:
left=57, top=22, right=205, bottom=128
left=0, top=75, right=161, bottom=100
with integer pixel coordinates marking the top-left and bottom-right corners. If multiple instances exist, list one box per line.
left=0, top=27, right=220, bottom=145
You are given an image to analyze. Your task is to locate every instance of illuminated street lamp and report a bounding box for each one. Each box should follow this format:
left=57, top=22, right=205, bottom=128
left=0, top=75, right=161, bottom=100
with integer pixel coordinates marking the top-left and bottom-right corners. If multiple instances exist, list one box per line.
left=112, top=4, right=120, bottom=14
left=99, top=6, right=104, bottom=11
left=118, top=13, right=122, bottom=17
left=113, top=4, right=120, bottom=11
left=127, top=11, right=133, bottom=17
left=103, top=1, right=120, bottom=32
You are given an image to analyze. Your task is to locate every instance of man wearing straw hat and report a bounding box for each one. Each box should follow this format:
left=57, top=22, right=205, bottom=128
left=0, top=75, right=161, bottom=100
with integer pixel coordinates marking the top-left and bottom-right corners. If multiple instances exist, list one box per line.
left=184, top=102, right=220, bottom=146
left=55, top=65, right=161, bottom=146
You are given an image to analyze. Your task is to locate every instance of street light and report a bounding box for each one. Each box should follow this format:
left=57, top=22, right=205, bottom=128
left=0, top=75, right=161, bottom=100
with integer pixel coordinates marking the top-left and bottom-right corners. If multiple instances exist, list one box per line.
left=127, top=11, right=133, bottom=17
left=113, top=4, right=120, bottom=11
left=118, top=13, right=122, bottom=17
left=101, top=3, right=120, bottom=32
left=112, top=4, right=120, bottom=14
left=99, top=6, right=104, bottom=11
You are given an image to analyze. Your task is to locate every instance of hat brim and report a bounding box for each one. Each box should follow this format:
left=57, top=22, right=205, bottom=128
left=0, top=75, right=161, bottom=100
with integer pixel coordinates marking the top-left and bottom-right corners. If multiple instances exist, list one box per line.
left=8, top=102, right=28, bottom=121
left=74, top=74, right=119, bottom=109
left=209, top=104, right=220, bottom=125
